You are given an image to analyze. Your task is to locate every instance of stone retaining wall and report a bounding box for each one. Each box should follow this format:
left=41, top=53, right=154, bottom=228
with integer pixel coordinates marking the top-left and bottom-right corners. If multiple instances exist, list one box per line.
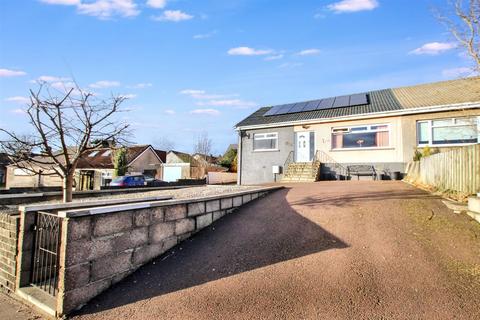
left=0, top=212, right=19, bottom=292
left=15, top=186, right=281, bottom=316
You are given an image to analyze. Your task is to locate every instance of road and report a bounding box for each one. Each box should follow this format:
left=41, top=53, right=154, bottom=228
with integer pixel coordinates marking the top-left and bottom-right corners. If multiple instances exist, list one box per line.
left=33, top=181, right=480, bottom=318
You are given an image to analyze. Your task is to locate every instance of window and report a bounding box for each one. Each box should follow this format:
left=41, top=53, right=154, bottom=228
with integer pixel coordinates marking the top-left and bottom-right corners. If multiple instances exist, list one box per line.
left=417, top=117, right=479, bottom=146
left=88, top=151, right=99, bottom=157
left=332, top=124, right=390, bottom=149
left=101, top=150, right=111, bottom=157
left=253, top=132, right=278, bottom=151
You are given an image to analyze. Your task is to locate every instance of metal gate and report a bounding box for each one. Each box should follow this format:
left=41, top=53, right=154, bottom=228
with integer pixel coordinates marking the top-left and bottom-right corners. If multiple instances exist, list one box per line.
left=30, top=211, right=62, bottom=296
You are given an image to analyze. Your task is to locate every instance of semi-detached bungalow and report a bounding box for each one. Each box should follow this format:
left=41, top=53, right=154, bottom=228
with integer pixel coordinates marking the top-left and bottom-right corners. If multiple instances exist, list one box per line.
left=235, top=77, right=480, bottom=185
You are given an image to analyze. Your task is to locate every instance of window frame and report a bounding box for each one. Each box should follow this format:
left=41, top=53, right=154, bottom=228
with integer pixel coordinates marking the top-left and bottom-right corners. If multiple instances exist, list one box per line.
left=253, top=132, right=279, bottom=152
left=416, top=116, right=480, bottom=147
left=331, top=123, right=391, bottom=150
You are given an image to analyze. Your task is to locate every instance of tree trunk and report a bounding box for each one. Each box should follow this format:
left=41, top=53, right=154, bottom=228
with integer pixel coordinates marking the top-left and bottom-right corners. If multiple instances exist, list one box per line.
left=63, top=171, right=75, bottom=203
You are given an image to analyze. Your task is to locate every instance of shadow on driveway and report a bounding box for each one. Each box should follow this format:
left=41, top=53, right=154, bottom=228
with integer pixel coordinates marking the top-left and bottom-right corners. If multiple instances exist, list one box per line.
left=73, top=188, right=348, bottom=316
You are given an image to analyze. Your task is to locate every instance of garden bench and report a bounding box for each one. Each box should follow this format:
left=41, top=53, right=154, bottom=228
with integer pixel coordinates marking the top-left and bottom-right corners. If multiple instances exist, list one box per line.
left=347, top=165, right=377, bottom=180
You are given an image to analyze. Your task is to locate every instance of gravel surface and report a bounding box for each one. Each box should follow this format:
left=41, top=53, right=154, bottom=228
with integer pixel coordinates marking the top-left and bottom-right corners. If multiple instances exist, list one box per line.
left=70, top=181, right=480, bottom=320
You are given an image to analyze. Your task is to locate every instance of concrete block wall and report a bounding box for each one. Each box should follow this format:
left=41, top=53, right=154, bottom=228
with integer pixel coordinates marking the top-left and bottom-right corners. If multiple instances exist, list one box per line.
left=56, top=188, right=276, bottom=315
left=0, top=212, right=20, bottom=292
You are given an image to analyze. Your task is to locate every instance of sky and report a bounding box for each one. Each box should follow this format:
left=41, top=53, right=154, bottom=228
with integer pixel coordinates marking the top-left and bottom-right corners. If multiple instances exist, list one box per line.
left=0, top=0, right=476, bottom=155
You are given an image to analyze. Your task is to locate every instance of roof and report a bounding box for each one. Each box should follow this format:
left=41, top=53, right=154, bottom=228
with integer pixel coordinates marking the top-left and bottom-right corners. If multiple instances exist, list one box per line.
left=154, top=149, right=167, bottom=162
left=77, top=145, right=162, bottom=169
left=236, top=77, right=480, bottom=128
left=168, top=150, right=194, bottom=163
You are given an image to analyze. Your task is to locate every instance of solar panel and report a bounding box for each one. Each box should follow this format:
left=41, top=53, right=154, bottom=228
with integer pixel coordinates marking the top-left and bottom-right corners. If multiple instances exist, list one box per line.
left=349, top=93, right=368, bottom=106
left=263, top=105, right=282, bottom=116
left=263, top=92, right=370, bottom=117
left=302, top=100, right=321, bottom=112
left=317, top=97, right=335, bottom=110
left=288, top=102, right=308, bottom=114
left=275, top=103, right=296, bottom=115
left=333, top=95, right=350, bottom=108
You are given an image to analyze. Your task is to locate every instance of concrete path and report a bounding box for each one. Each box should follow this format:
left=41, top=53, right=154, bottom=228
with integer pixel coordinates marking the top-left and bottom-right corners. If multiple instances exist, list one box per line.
left=0, top=292, right=43, bottom=320
left=71, top=181, right=480, bottom=319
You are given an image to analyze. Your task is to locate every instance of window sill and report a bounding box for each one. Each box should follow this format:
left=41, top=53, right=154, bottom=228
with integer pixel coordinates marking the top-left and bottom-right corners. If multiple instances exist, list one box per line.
left=330, top=147, right=395, bottom=152
left=253, top=149, right=280, bottom=153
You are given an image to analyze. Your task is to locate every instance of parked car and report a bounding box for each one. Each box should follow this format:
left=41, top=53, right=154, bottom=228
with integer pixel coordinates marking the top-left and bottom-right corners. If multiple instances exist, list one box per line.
left=109, top=175, right=146, bottom=187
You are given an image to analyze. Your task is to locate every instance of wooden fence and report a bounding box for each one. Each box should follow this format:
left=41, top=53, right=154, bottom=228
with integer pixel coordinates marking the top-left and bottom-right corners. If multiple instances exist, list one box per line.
left=406, top=144, right=480, bottom=194
left=207, top=172, right=237, bottom=185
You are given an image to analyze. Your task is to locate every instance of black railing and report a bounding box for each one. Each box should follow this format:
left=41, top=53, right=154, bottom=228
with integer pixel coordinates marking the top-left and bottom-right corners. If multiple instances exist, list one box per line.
left=283, top=151, right=294, bottom=174
left=30, top=211, right=62, bottom=296
left=313, top=150, right=349, bottom=180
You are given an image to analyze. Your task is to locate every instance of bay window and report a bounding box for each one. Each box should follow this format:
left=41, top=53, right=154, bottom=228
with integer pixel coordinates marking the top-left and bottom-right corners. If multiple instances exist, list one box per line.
left=417, top=117, right=479, bottom=146
left=253, top=132, right=278, bottom=151
left=332, top=124, right=390, bottom=149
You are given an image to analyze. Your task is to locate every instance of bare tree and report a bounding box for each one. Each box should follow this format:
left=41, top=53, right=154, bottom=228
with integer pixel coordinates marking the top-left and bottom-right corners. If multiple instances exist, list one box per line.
left=437, top=0, right=480, bottom=72
left=193, top=131, right=212, bottom=161
left=0, top=83, right=130, bottom=202
left=153, top=137, right=175, bottom=151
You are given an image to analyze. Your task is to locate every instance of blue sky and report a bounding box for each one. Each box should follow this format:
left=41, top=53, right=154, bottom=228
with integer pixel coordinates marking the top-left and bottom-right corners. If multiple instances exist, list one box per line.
left=0, top=0, right=474, bottom=154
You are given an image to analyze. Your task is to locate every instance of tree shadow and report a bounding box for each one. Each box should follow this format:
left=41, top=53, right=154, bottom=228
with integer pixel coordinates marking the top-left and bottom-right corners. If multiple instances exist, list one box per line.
left=73, top=188, right=348, bottom=316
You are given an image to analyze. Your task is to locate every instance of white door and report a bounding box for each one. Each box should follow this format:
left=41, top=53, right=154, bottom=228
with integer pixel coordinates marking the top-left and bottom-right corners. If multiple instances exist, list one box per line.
left=163, top=166, right=182, bottom=182
left=295, top=131, right=314, bottom=162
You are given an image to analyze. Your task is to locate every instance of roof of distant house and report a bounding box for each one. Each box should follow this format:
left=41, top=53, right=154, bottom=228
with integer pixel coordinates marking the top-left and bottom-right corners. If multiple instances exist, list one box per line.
left=168, top=150, right=194, bottom=163
left=77, top=145, right=164, bottom=169
left=236, top=77, right=480, bottom=128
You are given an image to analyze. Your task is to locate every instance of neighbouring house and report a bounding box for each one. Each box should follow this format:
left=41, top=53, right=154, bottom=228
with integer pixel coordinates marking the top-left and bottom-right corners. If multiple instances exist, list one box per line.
left=75, top=145, right=166, bottom=190
left=235, top=77, right=480, bottom=185
left=0, top=153, right=11, bottom=187
left=163, top=151, right=204, bottom=182
left=5, top=145, right=166, bottom=190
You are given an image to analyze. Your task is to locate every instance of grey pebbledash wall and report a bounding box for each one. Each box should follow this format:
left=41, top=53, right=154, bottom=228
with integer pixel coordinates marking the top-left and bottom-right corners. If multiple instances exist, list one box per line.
left=239, top=126, right=294, bottom=185
left=15, top=186, right=280, bottom=316
left=0, top=212, right=19, bottom=292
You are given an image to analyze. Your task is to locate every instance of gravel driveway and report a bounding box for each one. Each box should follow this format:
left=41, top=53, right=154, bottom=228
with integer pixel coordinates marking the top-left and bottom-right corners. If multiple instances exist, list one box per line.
left=68, top=181, right=480, bottom=319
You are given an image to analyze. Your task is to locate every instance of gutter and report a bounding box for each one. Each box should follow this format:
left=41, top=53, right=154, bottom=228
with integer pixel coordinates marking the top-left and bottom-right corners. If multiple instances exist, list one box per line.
left=234, top=102, right=480, bottom=131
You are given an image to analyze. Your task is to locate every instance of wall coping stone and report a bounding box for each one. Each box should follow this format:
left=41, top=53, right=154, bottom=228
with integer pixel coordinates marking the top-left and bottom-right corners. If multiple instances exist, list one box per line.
left=18, top=196, right=172, bottom=213
left=58, top=186, right=283, bottom=218
left=2, top=185, right=192, bottom=203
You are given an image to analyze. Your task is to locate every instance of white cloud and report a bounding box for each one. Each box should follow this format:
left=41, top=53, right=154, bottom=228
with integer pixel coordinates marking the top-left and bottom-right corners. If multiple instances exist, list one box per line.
left=30, top=75, right=71, bottom=83
left=10, top=108, right=27, bottom=115
left=41, top=0, right=139, bottom=19
left=227, top=47, right=273, bottom=56
left=264, top=54, right=284, bottom=61
left=196, top=99, right=256, bottom=108
left=153, top=10, right=193, bottom=22
left=0, top=68, right=27, bottom=77
left=409, top=42, right=456, bottom=55
left=146, top=0, right=167, bottom=9
left=78, top=0, right=139, bottom=18
left=442, top=67, right=475, bottom=78
left=278, top=62, right=303, bottom=68
left=120, top=93, right=137, bottom=99
left=180, top=89, right=230, bottom=100
left=89, top=80, right=121, bottom=88
left=193, top=30, right=217, bottom=39
left=297, top=49, right=321, bottom=56
left=328, top=0, right=379, bottom=13
left=164, top=109, right=175, bottom=115
left=40, top=0, right=79, bottom=5
left=190, top=109, right=220, bottom=116
left=5, top=96, right=30, bottom=104
left=129, top=82, right=153, bottom=89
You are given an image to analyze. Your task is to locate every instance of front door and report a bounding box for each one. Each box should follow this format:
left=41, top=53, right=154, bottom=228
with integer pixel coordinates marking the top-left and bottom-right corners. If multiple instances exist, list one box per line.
left=295, top=131, right=314, bottom=162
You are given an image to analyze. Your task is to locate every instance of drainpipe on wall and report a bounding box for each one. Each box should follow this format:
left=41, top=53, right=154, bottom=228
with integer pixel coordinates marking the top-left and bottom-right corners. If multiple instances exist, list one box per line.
left=237, top=130, right=242, bottom=185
